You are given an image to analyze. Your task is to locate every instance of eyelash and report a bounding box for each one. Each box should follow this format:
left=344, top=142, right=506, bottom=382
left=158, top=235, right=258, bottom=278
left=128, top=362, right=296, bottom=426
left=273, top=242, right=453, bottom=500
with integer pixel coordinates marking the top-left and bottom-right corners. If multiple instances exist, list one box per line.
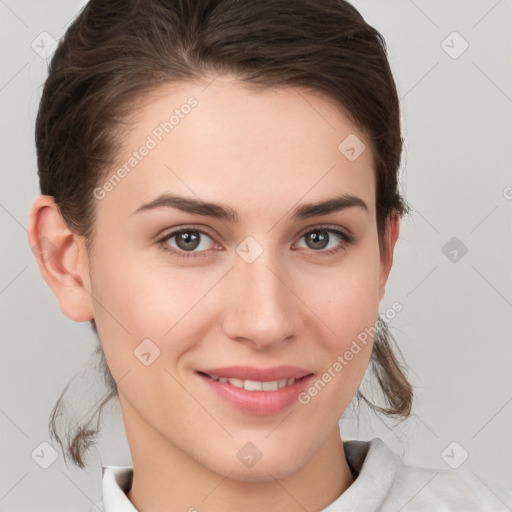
left=156, top=225, right=355, bottom=260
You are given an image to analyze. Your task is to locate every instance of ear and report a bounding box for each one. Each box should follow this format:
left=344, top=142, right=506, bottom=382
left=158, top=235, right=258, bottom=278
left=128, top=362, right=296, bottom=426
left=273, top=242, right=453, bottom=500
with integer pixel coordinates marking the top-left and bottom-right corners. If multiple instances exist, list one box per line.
left=27, top=195, right=93, bottom=322
left=378, top=212, right=400, bottom=302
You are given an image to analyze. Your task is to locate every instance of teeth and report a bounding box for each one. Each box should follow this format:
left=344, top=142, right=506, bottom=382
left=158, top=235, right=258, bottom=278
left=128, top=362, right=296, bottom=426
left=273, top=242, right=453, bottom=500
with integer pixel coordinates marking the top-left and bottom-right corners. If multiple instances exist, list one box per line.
left=207, top=374, right=296, bottom=391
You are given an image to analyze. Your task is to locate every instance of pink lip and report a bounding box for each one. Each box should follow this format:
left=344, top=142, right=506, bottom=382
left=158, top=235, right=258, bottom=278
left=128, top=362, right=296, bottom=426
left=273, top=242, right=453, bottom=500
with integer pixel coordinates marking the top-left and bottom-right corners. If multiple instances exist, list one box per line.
left=195, top=366, right=315, bottom=415
left=196, top=365, right=313, bottom=381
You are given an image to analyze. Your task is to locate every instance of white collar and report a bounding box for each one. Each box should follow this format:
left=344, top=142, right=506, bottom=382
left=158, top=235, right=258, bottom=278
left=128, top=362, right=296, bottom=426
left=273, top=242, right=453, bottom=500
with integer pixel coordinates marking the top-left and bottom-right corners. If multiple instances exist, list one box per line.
left=101, top=464, right=137, bottom=512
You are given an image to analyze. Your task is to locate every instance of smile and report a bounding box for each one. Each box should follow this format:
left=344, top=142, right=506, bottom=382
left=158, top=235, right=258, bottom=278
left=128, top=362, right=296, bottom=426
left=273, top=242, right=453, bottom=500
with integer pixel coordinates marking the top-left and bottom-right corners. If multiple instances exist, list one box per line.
left=203, top=372, right=296, bottom=391
left=196, top=371, right=314, bottom=415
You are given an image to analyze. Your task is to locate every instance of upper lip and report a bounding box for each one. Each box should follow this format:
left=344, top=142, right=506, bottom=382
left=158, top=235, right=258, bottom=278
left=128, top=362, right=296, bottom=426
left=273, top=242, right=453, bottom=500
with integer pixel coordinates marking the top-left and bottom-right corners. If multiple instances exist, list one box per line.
left=196, top=365, right=314, bottom=381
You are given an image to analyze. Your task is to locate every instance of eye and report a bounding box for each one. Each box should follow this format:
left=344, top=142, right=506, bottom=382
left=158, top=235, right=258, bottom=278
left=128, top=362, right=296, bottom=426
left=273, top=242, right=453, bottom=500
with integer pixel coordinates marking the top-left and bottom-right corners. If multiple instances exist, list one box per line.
left=294, top=226, right=355, bottom=257
left=157, top=225, right=355, bottom=260
left=157, top=227, right=218, bottom=259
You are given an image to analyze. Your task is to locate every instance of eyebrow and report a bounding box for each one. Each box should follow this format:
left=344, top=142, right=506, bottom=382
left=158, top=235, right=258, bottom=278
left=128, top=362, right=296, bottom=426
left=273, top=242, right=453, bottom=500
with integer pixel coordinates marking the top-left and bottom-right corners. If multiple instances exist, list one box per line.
left=131, top=192, right=368, bottom=222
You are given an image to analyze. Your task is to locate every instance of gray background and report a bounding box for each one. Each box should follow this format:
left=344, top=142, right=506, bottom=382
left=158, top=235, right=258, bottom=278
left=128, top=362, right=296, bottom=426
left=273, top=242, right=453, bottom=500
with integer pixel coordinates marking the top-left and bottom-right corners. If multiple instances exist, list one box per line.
left=1, top=0, right=511, bottom=510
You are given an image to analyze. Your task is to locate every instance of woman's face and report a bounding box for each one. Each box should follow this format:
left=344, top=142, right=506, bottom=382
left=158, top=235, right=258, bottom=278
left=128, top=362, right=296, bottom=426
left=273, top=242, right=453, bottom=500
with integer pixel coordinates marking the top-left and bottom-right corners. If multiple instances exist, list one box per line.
left=81, top=75, right=398, bottom=480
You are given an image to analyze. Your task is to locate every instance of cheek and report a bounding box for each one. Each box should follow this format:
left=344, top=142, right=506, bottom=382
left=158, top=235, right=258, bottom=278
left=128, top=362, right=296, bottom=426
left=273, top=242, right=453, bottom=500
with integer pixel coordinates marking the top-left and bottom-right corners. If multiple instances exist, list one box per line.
left=89, top=242, right=215, bottom=372
left=307, top=241, right=381, bottom=394
left=329, top=270, right=380, bottom=343
left=310, top=240, right=382, bottom=343
left=302, top=277, right=378, bottom=418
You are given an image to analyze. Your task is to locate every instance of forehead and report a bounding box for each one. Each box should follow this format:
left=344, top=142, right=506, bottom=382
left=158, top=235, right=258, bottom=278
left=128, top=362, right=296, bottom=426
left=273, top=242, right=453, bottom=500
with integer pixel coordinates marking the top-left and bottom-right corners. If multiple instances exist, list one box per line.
left=97, top=76, right=376, bottom=222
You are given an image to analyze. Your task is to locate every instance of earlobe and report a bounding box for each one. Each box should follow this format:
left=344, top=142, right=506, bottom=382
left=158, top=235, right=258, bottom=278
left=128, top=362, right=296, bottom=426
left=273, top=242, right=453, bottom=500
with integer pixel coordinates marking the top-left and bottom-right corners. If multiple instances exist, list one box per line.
left=378, top=212, right=400, bottom=302
left=27, top=195, right=94, bottom=322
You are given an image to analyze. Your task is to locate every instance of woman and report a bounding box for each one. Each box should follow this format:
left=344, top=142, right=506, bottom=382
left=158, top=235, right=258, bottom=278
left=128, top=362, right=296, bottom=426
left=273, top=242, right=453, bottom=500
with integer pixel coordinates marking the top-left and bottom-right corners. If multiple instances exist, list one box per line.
left=27, top=0, right=512, bottom=510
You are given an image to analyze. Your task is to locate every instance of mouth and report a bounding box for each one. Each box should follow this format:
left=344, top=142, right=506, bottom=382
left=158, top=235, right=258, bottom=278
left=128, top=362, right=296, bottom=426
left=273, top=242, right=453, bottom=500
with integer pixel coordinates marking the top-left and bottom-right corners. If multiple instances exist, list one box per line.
left=196, top=371, right=311, bottom=391
left=194, top=368, right=316, bottom=415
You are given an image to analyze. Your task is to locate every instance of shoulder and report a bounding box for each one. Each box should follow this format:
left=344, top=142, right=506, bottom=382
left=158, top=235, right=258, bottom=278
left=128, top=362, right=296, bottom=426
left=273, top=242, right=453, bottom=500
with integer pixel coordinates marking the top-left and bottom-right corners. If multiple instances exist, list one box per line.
left=342, top=437, right=512, bottom=512
left=386, top=459, right=512, bottom=511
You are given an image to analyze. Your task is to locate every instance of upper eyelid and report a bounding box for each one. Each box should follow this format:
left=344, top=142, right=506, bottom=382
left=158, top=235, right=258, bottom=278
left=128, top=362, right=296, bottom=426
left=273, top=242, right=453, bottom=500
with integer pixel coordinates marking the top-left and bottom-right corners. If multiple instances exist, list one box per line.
left=296, top=223, right=351, bottom=237
left=159, top=225, right=215, bottom=242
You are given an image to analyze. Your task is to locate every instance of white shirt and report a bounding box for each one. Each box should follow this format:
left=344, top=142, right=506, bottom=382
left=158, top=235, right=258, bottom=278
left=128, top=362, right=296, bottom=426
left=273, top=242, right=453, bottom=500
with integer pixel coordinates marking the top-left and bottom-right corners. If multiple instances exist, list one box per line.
left=88, top=437, right=512, bottom=511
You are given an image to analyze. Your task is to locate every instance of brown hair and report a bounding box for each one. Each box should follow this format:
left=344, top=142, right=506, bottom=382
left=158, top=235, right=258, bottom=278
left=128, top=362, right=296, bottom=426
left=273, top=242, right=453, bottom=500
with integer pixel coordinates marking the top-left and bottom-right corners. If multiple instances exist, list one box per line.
left=36, top=0, right=413, bottom=468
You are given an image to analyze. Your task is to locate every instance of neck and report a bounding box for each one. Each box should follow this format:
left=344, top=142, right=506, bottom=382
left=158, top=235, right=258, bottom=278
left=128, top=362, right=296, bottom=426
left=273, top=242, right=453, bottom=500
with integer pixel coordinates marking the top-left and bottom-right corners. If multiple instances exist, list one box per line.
left=121, top=397, right=355, bottom=512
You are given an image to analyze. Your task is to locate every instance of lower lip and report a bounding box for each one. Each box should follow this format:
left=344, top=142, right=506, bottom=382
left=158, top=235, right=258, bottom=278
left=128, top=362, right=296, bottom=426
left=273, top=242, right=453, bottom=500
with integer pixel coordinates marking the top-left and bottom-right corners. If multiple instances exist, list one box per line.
left=196, top=372, right=315, bottom=415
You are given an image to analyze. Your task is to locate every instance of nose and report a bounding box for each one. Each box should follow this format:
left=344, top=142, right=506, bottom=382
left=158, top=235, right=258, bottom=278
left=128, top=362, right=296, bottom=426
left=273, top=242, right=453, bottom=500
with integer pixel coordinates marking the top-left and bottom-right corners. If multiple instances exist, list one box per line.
left=222, top=247, right=302, bottom=351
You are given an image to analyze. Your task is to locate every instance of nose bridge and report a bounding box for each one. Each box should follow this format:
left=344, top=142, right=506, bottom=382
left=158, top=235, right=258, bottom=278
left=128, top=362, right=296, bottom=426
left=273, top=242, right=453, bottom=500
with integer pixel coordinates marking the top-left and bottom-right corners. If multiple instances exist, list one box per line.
left=223, top=238, right=298, bottom=347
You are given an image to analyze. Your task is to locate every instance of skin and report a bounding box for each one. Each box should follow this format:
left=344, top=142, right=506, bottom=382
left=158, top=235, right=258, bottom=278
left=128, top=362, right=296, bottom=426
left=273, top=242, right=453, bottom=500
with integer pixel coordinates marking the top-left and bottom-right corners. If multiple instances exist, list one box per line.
left=28, top=74, right=399, bottom=512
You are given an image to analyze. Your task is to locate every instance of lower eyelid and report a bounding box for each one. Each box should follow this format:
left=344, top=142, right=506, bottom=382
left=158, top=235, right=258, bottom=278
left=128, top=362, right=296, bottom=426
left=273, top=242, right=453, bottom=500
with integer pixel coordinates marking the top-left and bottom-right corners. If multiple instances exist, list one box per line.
left=295, top=230, right=352, bottom=253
